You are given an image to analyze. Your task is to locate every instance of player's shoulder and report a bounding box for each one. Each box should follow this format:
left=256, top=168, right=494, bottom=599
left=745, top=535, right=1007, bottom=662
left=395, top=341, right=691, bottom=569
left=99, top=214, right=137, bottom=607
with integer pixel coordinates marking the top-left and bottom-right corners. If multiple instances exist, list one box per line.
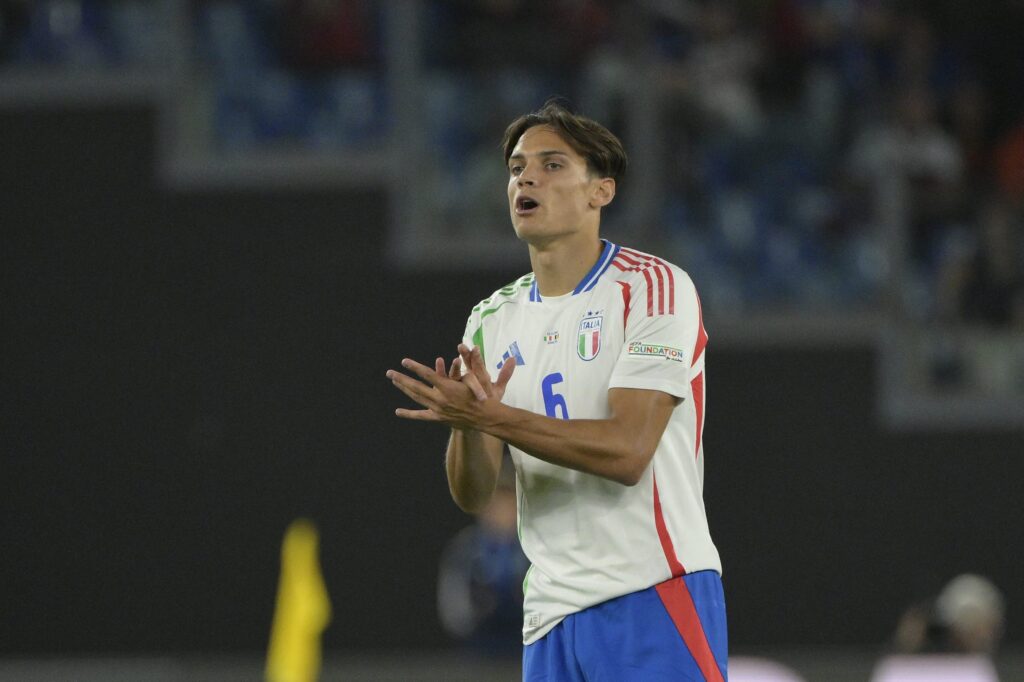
left=608, top=244, right=694, bottom=289
left=468, top=272, right=535, bottom=319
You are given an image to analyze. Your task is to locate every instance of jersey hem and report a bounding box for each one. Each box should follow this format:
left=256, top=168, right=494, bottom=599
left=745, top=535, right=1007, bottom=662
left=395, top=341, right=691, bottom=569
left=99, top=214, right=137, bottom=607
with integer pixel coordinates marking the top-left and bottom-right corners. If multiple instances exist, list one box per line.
left=523, top=615, right=565, bottom=646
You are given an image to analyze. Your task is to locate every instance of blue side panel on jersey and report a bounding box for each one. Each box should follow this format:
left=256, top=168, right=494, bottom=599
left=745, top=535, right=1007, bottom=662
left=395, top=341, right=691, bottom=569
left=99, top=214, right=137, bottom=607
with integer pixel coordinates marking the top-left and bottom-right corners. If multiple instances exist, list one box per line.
left=523, top=571, right=728, bottom=681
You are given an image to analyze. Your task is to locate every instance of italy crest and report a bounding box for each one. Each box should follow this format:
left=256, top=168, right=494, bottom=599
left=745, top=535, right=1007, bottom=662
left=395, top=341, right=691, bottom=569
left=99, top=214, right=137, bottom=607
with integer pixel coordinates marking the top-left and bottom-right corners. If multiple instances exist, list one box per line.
left=577, top=313, right=603, bottom=361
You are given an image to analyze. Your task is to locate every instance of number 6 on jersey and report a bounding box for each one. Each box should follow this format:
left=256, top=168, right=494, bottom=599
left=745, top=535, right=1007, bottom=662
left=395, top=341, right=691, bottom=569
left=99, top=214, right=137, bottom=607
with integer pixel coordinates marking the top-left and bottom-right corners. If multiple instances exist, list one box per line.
left=541, top=372, right=569, bottom=420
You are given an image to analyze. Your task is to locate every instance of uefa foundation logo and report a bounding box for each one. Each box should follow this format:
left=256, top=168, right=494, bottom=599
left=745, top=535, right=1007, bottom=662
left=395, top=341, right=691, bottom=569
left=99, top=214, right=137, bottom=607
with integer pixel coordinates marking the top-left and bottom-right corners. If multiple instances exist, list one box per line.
left=577, top=312, right=603, bottom=361
left=627, top=341, right=685, bottom=362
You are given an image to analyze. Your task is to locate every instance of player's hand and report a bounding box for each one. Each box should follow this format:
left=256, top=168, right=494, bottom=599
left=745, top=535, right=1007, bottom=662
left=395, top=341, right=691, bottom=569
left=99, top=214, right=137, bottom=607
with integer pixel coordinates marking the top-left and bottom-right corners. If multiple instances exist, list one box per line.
left=434, top=355, right=463, bottom=381
left=456, top=343, right=515, bottom=403
left=387, top=355, right=508, bottom=429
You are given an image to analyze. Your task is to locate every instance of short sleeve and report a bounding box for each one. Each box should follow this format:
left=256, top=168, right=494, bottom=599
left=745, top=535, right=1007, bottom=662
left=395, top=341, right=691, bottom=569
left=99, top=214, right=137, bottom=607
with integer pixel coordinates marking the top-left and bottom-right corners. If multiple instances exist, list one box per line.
left=608, top=270, right=704, bottom=400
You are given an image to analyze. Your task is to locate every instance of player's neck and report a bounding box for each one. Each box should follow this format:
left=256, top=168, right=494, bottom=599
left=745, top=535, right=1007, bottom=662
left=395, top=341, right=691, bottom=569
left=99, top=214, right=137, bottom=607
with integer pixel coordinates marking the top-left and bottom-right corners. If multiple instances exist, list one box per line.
left=528, top=233, right=603, bottom=297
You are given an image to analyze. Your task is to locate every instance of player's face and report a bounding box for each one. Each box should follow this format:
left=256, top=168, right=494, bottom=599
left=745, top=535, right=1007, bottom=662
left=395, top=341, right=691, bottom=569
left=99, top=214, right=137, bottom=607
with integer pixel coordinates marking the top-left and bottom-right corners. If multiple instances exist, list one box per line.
left=506, top=126, right=611, bottom=243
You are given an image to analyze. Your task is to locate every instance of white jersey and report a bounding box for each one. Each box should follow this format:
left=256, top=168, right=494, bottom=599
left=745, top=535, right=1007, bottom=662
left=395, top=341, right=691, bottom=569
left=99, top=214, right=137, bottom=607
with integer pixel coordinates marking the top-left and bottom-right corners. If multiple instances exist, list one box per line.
left=461, top=240, right=722, bottom=644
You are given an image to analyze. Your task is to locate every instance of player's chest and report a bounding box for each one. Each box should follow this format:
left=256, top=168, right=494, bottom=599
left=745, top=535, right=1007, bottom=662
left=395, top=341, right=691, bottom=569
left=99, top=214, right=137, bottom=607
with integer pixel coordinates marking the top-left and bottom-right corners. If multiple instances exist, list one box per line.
left=490, top=302, right=623, bottom=416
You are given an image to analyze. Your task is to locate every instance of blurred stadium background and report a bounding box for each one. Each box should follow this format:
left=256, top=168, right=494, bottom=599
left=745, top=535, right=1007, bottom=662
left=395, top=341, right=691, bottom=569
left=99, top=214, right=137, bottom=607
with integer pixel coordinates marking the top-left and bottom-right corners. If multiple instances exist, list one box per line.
left=1, top=1, right=1022, bottom=680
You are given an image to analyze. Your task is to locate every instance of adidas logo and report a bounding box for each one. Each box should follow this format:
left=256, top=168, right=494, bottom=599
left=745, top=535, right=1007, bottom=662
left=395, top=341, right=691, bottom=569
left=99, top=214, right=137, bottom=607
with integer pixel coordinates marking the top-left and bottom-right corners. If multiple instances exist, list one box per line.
left=496, top=341, right=525, bottom=370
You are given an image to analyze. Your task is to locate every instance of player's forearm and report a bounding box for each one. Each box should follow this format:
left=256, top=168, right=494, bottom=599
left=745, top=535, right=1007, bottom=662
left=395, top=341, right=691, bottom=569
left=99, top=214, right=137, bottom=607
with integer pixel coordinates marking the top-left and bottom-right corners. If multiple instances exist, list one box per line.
left=481, top=405, right=651, bottom=486
left=445, top=428, right=502, bottom=514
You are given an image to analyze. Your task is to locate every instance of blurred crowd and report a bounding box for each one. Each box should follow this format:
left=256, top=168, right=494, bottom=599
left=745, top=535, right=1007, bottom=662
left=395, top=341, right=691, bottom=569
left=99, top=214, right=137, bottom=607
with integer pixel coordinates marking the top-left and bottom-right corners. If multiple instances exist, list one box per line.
left=2, top=0, right=1022, bottom=327
left=0, top=0, right=157, bottom=64
left=415, top=0, right=1024, bottom=322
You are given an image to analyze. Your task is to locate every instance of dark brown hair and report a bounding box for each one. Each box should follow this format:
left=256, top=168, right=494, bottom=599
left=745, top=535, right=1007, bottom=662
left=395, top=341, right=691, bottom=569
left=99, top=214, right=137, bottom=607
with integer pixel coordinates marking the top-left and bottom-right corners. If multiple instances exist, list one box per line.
left=502, top=100, right=628, bottom=182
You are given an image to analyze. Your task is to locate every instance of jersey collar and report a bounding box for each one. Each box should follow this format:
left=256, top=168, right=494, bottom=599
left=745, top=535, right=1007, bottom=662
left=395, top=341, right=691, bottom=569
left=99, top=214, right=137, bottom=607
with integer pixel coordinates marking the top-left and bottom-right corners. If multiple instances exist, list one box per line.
left=529, top=239, right=621, bottom=302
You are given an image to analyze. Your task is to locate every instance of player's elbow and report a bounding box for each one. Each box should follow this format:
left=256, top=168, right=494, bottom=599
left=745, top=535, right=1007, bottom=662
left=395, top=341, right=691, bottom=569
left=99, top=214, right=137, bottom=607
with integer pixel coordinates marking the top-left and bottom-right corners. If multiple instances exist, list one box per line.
left=614, top=447, right=655, bottom=487
left=614, top=468, right=643, bottom=487
left=616, top=464, right=645, bottom=487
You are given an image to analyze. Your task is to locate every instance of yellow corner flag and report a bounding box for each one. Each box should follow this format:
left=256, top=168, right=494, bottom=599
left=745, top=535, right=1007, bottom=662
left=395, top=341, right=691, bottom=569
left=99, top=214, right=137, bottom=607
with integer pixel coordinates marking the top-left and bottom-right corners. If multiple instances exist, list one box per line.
left=266, top=519, right=332, bottom=682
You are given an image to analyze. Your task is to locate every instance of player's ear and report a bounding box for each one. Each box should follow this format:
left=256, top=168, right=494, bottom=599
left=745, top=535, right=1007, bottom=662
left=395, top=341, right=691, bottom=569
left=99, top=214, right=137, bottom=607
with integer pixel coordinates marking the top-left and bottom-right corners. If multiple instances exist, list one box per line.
left=589, top=177, right=615, bottom=209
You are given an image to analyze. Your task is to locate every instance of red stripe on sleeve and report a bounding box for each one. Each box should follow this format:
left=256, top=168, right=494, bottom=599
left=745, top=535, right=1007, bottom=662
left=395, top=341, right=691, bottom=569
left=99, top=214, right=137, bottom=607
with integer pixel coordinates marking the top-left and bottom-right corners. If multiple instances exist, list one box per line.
left=617, top=281, right=631, bottom=329
left=619, top=247, right=651, bottom=261
left=613, top=249, right=679, bottom=317
left=655, top=578, right=726, bottom=682
left=616, top=252, right=643, bottom=267
left=653, top=265, right=666, bottom=316
left=642, top=268, right=655, bottom=317
left=652, top=473, right=686, bottom=577
left=667, top=266, right=675, bottom=314
left=690, top=372, right=704, bottom=460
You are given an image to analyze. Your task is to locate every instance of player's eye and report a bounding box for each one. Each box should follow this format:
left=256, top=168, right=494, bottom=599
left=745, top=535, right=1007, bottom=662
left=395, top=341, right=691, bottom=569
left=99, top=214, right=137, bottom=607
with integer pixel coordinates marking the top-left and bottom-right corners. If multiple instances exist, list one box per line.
left=545, top=162, right=561, bottom=170
left=510, top=165, right=523, bottom=175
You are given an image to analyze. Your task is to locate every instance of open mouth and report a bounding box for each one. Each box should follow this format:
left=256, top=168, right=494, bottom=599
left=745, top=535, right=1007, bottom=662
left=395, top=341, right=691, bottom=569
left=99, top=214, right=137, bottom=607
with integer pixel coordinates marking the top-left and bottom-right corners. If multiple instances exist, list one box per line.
left=516, top=196, right=540, bottom=215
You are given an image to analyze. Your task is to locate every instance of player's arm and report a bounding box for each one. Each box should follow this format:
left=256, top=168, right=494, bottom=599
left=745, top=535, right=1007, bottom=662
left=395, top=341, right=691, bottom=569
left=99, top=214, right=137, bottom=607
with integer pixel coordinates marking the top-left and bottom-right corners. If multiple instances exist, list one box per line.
left=390, top=346, right=676, bottom=486
left=445, top=427, right=504, bottom=514
left=480, top=386, right=676, bottom=486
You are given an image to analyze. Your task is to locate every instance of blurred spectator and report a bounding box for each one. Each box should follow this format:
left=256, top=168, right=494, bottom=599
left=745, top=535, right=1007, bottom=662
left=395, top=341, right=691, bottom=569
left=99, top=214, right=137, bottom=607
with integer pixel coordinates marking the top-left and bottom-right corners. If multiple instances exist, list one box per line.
left=657, top=0, right=764, bottom=138
left=947, top=80, right=994, bottom=190
left=956, top=201, right=1024, bottom=327
left=892, top=574, right=1006, bottom=655
left=891, top=12, right=961, bottom=100
left=1, top=0, right=171, bottom=66
left=995, top=117, right=1024, bottom=205
left=437, top=463, right=529, bottom=658
left=427, top=0, right=611, bottom=72
left=279, top=0, right=378, bottom=72
left=688, top=1, right=763, bottom=137
left=847, top=84, right=963, bottom=265
left=5, top=0, right=106, bottom=66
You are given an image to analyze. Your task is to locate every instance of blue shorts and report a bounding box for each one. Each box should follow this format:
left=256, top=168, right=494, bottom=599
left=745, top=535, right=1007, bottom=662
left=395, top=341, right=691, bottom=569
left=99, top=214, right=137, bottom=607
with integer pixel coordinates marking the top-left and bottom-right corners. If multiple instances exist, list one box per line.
left=522, top=571, right=728, bottom=681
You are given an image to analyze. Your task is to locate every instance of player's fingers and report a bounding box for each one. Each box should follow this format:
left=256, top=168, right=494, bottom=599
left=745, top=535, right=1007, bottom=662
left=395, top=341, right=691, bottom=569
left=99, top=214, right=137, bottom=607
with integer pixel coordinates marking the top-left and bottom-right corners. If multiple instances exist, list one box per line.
left=461, top=369, right=489, bottom=401
left=496, top=355, right=516, bottom=388
left=392, top=382, right=437, bottom=411
left=400, top=358, right=441, bottom=386
left=461, top=345, right=491, bottom=385
left=395, top=408, right=442, bottom=421
left=458, top=346, right=487, bottom=386
left=388, top=371, right=437, bottom=407
left=435, top=357, right=446, bottom=376
left=458, top=344, right=475, bottom=371
left=448, top=356, right=462, bottom=379
left=468, top=348, right=493, bottom=378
